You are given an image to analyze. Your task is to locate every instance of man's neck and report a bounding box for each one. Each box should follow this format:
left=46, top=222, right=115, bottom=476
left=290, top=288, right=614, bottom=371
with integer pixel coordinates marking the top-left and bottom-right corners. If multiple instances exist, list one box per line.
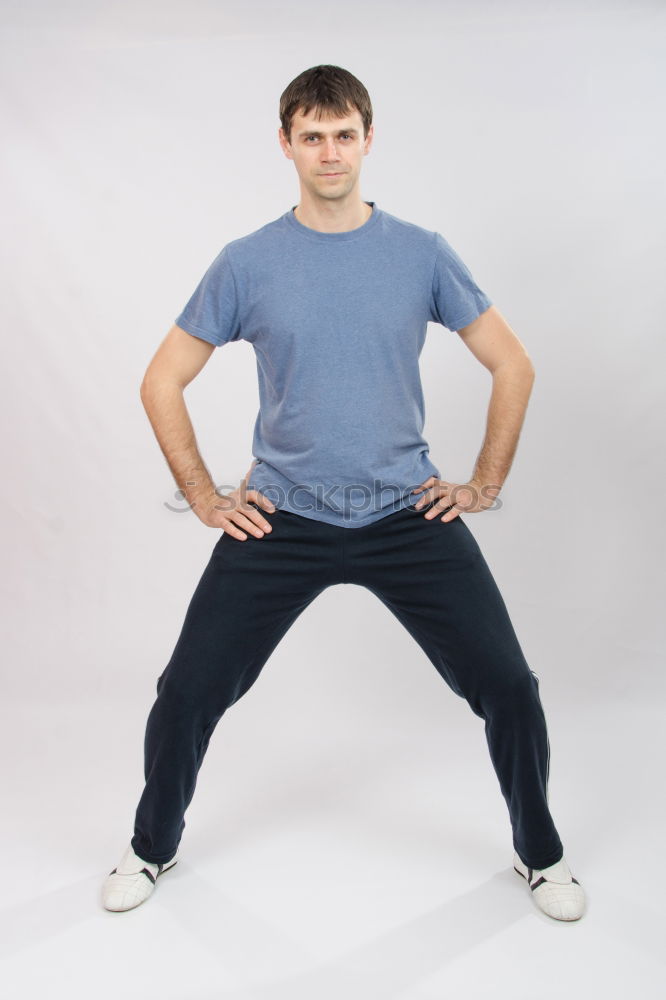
left=293, top=198, right=372, bottom=234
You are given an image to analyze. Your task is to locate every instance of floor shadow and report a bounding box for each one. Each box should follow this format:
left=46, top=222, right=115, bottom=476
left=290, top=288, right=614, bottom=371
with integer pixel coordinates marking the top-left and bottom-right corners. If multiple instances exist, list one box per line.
left=0, top=875, right=101, bottom=958
left=179, top=866, right=526, bottom=1000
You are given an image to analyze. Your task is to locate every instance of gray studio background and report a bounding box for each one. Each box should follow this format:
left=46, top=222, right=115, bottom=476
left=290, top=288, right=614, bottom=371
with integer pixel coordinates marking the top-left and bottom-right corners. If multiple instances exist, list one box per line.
left=1, top=1, right=664, bottom=998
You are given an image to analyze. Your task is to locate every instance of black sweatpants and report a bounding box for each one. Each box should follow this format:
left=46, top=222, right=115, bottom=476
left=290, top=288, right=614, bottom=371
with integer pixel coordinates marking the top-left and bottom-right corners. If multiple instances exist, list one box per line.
left=131, top=499, right=564, bottom=871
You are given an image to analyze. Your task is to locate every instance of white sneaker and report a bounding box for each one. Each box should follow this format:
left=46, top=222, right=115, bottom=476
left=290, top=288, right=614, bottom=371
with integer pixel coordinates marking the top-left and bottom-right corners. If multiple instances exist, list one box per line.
left=513, top=851, right=586, bottom=921
left=102, top=843, right=179, bottom=912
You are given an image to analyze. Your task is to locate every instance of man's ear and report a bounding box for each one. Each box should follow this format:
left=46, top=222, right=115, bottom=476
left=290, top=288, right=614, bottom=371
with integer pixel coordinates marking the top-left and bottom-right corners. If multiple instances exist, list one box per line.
left=278, top=127, right=294, bottom=160
left=363, top=124, right=374, bottom=156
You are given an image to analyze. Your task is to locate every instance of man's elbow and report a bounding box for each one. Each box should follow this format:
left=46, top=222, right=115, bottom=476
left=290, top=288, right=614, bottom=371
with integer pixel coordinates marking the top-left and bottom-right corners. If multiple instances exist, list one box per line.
left=494, top=352, right=535, bottom=379
left=139, top=370, right=183, bottom=403
left=139, top=373, right=154, bottom=401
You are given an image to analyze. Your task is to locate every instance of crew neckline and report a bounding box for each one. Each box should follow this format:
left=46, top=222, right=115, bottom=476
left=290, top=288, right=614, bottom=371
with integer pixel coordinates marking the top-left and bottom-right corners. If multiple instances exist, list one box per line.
left=283, top=201, right=380, bottom=242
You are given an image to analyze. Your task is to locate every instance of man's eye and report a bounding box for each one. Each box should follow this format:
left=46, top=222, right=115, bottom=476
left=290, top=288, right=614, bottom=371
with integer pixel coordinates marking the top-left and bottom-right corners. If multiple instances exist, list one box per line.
left=305, top=134, right=352, bottom=142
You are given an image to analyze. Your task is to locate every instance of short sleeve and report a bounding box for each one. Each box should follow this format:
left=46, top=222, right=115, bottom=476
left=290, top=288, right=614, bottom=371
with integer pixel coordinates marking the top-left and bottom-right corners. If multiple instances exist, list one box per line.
left=429, top=232, right=493, bottom=332
left=175, top=244, right=242, bottom=347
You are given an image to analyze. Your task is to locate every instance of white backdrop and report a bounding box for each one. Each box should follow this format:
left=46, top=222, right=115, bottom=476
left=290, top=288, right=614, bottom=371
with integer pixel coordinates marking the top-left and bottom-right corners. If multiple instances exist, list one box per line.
left=1, top=1, right=664, bottom=997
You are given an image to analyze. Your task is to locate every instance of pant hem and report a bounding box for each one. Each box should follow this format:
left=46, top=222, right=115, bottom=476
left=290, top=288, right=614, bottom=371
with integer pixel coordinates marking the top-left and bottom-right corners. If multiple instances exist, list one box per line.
left=131, top=840, right=178, bottom=866
left=515, top=845, right=564, bottom=870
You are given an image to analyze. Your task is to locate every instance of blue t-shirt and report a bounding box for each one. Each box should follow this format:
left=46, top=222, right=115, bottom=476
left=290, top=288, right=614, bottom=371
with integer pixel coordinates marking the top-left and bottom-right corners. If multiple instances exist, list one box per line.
left=175, top=202, right=492, bottom=528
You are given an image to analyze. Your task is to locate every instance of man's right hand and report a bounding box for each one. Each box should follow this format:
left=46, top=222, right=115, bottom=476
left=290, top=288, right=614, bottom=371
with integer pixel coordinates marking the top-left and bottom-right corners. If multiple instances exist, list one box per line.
left=189, top=467, right=276, bottom=540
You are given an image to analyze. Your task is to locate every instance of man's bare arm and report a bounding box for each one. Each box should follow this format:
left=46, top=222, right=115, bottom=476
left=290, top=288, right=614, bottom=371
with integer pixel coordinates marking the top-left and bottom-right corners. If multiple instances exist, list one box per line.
left=456, top=305, right=535, bottom=489
left=139, top=324, right=275, bottom=540
left=412, top=305, right=535, bottom=520
left=140, top=324, right=216, bottom=498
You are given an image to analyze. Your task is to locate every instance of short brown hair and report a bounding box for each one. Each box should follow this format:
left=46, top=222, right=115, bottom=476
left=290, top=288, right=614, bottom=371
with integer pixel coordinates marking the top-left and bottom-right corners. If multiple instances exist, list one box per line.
left=279, top=64, right=373, bottom=144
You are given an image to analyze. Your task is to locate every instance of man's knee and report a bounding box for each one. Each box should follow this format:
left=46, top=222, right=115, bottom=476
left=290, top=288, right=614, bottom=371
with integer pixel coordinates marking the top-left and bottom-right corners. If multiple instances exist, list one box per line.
left=470, top=667, right=542, bottom=721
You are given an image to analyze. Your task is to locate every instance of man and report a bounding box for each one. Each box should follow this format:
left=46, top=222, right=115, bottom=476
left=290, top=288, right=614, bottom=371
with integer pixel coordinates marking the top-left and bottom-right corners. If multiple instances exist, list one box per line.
left=102, top=65, right=585, bottom=921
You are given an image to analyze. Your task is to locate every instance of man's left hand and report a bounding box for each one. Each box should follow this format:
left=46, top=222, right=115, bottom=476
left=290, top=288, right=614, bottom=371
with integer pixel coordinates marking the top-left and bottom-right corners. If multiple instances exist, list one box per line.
left=411, top=476, right=500, bottom=523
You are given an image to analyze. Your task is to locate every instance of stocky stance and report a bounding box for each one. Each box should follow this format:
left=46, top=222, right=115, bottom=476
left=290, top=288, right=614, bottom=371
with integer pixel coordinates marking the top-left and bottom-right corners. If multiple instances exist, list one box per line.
left=102, top=65, right=585, bottom=922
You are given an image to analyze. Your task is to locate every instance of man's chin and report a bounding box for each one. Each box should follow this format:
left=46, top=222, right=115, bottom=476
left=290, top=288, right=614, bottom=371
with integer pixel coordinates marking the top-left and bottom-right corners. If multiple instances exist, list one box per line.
left=313, top=181, right=355, bottom=200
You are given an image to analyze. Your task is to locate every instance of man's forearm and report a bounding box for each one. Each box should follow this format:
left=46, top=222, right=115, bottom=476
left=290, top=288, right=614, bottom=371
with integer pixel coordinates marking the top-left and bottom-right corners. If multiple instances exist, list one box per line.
left=139, top=379, right=216, bottom=504
left=471, top=359, right=535, bottom=489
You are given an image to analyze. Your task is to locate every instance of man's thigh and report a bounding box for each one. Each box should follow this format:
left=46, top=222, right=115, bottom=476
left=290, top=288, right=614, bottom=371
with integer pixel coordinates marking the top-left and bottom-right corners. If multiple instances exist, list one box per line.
left=156, top=509, right=342, bottom=707
left=346, top=504, right=532, bottom=704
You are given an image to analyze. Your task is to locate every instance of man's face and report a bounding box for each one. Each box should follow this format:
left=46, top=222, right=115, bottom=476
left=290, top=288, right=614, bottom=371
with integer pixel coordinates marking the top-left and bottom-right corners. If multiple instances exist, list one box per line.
left=279, top=106, right=373, bottom=204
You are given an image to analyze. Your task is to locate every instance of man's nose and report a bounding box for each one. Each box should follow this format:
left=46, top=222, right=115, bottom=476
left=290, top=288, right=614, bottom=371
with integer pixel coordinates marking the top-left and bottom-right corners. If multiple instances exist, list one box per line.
left=322, top=137, right=341, bottom=160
